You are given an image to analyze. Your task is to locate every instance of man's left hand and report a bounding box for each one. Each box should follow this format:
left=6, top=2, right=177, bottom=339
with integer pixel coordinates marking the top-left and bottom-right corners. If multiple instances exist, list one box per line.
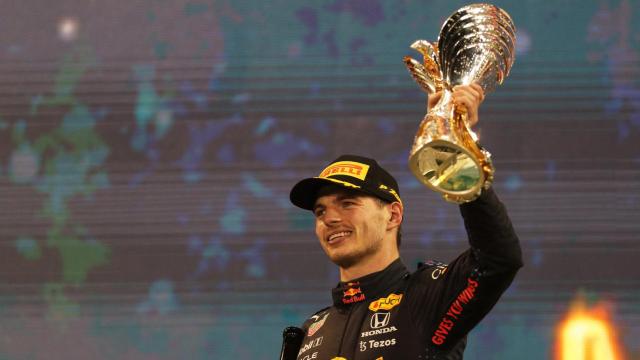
left=427, top=83, right=485, bottom=127
left=452, top=83, right=485, bottom=127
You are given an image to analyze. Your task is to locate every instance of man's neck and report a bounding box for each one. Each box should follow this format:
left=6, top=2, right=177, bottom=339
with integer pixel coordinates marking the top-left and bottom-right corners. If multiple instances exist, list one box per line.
left=339, top=250, right=400, bottom=282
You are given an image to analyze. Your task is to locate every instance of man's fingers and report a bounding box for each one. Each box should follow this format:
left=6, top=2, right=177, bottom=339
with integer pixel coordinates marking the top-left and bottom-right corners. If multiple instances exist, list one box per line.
left=469, top=83, right=485, bottom=103
left=454, top=97, right=478, bottom=126
left=427, top=85, right=483, bottom=127
left=452, top=88, right=480, bottom=127
left=453, top=85, right=484, bottom=105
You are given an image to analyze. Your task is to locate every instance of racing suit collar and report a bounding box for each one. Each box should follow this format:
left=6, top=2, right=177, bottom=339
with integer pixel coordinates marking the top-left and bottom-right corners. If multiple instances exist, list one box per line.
left=331, top=258, right=409, bottom=307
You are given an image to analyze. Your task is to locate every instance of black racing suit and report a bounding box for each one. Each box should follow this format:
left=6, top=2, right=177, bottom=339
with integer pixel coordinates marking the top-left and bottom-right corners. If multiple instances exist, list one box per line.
left=295, top=188, right=523, bottom=360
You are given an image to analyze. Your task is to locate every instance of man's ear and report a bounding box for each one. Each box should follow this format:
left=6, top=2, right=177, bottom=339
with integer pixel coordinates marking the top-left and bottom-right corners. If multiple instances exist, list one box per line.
left=387, top=202, right=403, bottom=230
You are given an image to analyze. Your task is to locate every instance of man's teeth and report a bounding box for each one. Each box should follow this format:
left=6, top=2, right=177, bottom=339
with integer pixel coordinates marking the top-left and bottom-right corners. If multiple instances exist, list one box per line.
left=329, top=231, right=351, bottom=242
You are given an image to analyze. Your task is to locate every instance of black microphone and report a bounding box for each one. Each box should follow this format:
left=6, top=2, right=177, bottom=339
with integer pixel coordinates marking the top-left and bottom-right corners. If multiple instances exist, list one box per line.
left=279, top=326, right=305, bottom=360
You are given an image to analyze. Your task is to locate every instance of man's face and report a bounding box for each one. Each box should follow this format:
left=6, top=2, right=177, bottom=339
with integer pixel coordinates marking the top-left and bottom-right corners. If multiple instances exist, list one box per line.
left=313, top=187, right=390, bottom=268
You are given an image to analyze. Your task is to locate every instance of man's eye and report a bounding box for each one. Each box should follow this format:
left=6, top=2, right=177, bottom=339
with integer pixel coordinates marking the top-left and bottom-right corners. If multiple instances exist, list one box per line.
left=342, top=201, right=356, bottom=207
left=314, top=209, right=325, bottom=217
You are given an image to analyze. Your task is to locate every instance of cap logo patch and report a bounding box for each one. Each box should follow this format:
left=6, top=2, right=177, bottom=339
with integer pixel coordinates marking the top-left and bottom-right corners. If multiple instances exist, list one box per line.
left=319, top=161, right=370, bottom=181
left=379, top=184, right=402, bottom=203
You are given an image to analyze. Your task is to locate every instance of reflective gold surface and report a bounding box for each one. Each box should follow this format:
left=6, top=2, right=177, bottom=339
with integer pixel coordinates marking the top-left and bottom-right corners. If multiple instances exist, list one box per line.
left=404, top=3, right=516, bottom=203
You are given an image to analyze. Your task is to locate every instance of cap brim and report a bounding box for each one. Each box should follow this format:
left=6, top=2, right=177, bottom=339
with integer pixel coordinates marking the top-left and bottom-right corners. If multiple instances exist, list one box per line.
left=290, top=177, right=363, bottom=210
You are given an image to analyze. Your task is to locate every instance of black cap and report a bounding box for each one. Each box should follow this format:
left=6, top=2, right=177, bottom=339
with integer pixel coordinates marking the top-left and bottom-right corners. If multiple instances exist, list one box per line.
left=290, top=155, right=402, bottom=210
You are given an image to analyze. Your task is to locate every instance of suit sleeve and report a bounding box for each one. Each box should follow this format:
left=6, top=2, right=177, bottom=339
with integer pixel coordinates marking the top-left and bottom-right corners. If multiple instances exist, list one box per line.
left=406, top=187, right=523, bottom=350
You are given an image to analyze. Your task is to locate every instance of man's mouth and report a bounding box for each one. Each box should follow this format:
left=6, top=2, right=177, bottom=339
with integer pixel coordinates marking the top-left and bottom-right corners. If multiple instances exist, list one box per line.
left=328, top=231, right=352, bottom=244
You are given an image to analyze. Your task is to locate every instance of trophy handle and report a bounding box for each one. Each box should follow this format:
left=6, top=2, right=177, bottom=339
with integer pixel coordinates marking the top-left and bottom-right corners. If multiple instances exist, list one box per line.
left=451, top=104, right=494, bottom=193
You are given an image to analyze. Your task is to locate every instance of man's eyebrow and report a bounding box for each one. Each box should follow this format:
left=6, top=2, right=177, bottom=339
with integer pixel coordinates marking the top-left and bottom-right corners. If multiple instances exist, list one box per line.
left=312, top=192, right=361, bottom=211
left=335, top=193, right=360, bottom=201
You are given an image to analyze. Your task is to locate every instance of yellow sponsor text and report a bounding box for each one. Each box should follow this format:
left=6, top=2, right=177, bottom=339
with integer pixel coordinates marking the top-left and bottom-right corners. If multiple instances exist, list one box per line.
left=319, top=161, right=369, bottom=181
left=369, top=293, right=403, bottom=312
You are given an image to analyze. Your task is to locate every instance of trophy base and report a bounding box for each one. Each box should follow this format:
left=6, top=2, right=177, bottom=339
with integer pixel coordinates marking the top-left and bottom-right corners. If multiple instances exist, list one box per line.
left=409, top=139, right=489, bottom=203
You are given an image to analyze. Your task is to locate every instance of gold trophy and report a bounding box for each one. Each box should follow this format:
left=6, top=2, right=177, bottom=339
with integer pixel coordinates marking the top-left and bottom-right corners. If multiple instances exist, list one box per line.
left=404, top=3, right=516, bottom=203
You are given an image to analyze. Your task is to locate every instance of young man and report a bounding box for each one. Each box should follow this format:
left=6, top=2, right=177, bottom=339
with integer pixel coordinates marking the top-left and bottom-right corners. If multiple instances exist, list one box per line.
left=288, top=85, right=523, bottom=359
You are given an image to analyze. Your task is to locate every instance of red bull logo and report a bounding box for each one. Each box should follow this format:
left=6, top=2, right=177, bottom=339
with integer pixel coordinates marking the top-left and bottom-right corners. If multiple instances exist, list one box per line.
left=342, top=287, right=366, bottom=304
left=343, top=287, right=362, bottom=297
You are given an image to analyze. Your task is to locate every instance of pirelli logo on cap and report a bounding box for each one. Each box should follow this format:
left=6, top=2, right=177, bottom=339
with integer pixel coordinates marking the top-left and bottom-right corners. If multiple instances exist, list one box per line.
left=319, top=161, right=369, bottom=181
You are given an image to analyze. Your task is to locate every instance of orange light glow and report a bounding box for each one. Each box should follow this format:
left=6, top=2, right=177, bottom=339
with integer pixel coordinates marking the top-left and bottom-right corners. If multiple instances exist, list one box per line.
left=556, top=297, right=625, bottom=360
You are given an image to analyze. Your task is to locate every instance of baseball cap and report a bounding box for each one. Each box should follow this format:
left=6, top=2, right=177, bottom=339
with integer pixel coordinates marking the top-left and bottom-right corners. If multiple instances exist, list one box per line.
left=289, top=155, right=402, bottom=210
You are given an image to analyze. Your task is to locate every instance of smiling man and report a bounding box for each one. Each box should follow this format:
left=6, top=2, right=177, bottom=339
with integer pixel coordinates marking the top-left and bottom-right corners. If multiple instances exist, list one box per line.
left=287, top=85, right=523, bottom=359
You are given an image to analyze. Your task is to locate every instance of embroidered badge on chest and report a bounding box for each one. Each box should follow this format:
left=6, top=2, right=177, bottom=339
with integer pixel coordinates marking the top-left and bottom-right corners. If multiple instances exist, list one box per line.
left=342, top=283, right=366, bottom=304
left=368, top=293, right=403, bottom=312
left=307, top=313, right=329, bottom=336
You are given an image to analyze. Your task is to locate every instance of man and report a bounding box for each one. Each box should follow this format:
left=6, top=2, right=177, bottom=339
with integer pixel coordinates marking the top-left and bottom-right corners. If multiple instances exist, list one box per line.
left=288, top=85, right=523, bottom=359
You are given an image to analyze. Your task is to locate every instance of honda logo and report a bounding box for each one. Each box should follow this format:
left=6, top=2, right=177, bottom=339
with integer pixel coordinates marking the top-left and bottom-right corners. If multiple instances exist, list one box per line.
left=370, top=312, right=390, bottom=329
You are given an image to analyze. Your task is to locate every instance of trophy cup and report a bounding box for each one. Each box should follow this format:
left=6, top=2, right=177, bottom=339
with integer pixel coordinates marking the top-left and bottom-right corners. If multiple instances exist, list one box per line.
left=404, top=3, right=516, bottom=203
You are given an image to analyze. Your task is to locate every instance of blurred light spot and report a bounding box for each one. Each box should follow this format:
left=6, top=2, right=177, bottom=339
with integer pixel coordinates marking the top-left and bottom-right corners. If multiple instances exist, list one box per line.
left=136, top=280, right=179, bottom=315
left=288, top=42, right=302, bottom=58
left=504, top=174, right=523, bottom=192
left=246, top=263, right=265, bottom=278
left=187, top=235, right=202, bottom=254
left=232, top=93, right=251, bottom=104
left=155, top=109, right=174, bottom=138
left=556, top=297, right=624, bottom=360
left=515, top=28, right=531, bottom=55
left=377, top=118, right=395, bottom=134
left=9, top=146, right=39, bottom=183
left=546, top=160, right=557, bottom=181
left=58, top=17, right=79, bottom=42
left=255, top=116, right=276, bottom=136
left=242, top=172, right=272, bottom=198
left=16, top=237, right=41, bottom=260
left=220, top=208, right=245, bottom=234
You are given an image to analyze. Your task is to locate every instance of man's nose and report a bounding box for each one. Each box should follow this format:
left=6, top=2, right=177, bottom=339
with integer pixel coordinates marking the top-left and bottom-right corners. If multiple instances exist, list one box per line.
left=323, top=207, right=342, bottom=225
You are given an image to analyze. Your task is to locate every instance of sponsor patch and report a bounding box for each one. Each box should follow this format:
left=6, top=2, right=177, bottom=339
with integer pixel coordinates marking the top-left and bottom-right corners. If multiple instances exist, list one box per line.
left=298, top=337, right=323, bottom=357
left=308, top=313, right=329, bottom=336
left=431, top=264, right=448, bottom=280
left=319, top=161, right=369, bottom=181
left=431, top=277, right=479, bottom=346
left=369, top=312, right=390, bottom=329
left=359, top=338, right=397, bottom=352
left=361, top=326, right=397, bottom=338
left=369, top=293, right=403, bottom=312
left=378, top=184, right=401, bottom=203
left=342, top=286, right=366, bottom=304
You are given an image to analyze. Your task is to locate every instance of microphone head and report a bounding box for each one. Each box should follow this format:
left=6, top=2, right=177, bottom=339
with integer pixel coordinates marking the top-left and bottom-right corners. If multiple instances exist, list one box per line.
left=280, top=326, right=305, bottom=360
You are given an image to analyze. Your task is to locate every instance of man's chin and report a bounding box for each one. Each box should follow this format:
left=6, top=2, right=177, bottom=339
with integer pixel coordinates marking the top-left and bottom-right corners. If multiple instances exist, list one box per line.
left=328, top=251, right=361, bottom=269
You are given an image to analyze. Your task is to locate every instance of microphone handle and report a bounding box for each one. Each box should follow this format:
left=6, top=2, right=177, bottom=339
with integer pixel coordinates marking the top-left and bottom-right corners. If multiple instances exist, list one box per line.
left=279, top=326, right=305, bottom=360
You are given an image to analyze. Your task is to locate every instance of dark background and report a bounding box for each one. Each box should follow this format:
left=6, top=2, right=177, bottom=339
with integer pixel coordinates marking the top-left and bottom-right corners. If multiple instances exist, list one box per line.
left=0, top=0, right=638, bottom=358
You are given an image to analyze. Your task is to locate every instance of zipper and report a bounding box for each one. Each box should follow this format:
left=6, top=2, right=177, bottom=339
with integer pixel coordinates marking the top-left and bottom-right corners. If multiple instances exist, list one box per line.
left=336, top=305, right=354, bottom=356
